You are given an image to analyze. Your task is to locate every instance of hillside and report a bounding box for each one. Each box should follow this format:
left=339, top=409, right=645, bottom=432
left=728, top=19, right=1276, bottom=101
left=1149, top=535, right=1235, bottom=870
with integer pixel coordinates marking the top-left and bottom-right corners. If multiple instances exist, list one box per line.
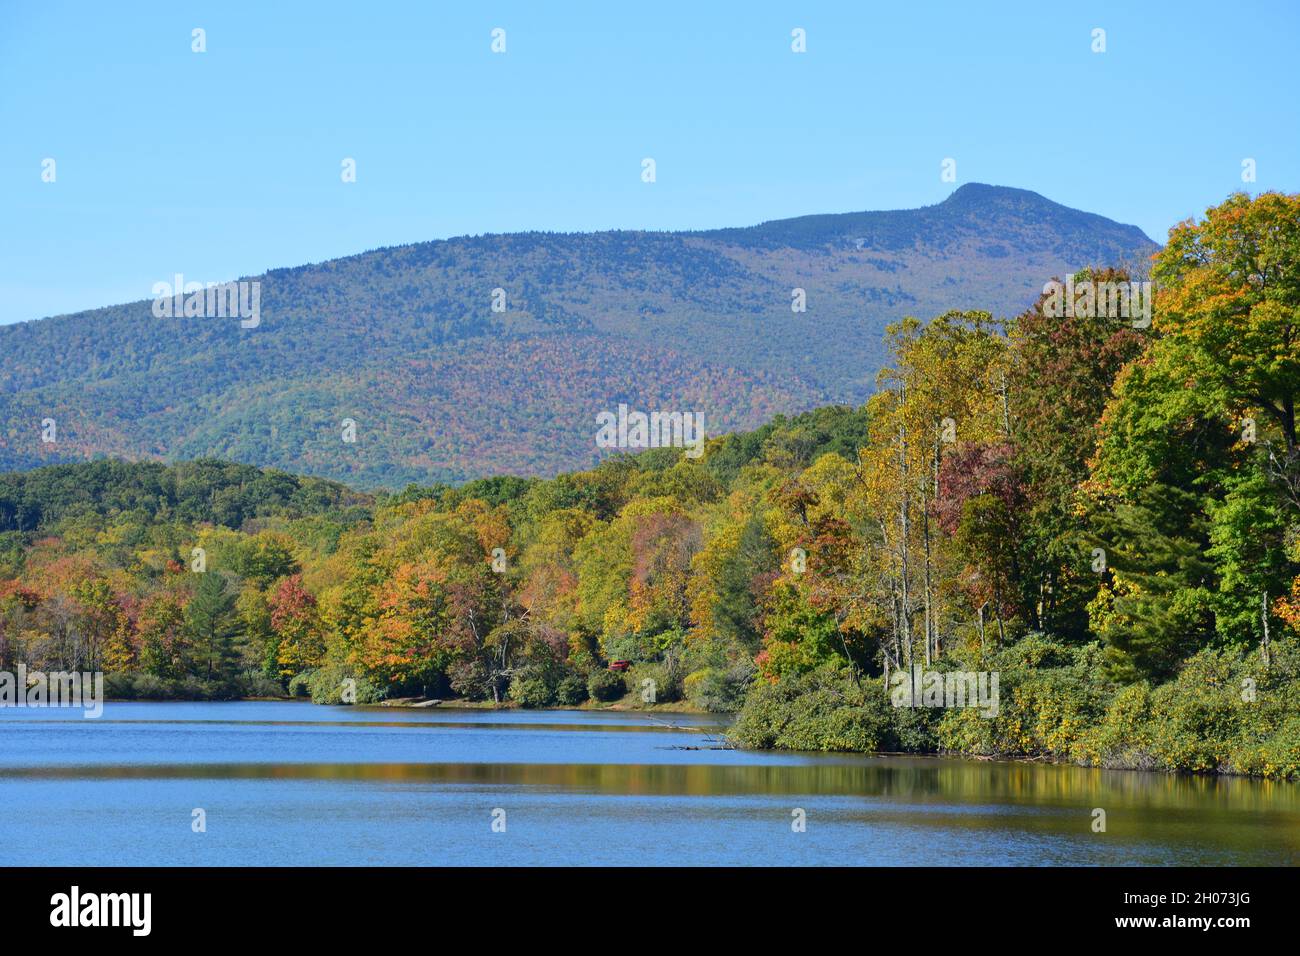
left=0, top=184, right=1158, bottom=488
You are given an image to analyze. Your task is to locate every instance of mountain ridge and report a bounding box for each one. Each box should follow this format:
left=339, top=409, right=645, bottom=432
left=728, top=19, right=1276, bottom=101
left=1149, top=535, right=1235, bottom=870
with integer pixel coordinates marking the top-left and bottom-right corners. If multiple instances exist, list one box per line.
left=0, top=184, right=1160, bottom=488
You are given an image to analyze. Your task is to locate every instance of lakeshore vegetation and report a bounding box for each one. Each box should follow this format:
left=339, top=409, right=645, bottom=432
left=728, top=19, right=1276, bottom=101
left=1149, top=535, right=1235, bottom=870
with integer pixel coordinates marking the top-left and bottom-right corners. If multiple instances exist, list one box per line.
left=1, top=192, right=1298, bottom=779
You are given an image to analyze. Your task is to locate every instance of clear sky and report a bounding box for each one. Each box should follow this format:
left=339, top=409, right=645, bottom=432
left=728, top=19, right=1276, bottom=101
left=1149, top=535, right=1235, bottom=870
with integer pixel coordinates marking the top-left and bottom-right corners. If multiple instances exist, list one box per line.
left=1, top=0, right=1296, bottom=324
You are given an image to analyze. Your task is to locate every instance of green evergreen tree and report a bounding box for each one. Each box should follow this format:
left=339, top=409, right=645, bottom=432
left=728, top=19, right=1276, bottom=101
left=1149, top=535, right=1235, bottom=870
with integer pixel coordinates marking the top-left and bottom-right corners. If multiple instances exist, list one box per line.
left=185, top=572, right=245, bottom=682
left=1090, top=485, right=1215, bottom=680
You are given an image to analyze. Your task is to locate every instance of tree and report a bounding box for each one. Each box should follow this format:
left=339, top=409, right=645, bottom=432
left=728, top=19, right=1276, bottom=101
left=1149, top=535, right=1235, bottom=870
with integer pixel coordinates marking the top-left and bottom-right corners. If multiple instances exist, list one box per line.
left=70, top=578, right=134, bottom=673
left=137, top=591, right=187, bottom=679
left=271, top=574, right=326, bottom=679
left=712, top=513, right=777, bottom=652
left=935, top=444, right=1025, bottom=646
left=1153, top=192, right=1300, bottom=508
left=1007, top=269, right=1149, bottom=638
left=1087, top=485, right=1215, bottom=680
left=1088, top=194, right=1300, bottom=663
left=185, top=572, right=244, bottom=682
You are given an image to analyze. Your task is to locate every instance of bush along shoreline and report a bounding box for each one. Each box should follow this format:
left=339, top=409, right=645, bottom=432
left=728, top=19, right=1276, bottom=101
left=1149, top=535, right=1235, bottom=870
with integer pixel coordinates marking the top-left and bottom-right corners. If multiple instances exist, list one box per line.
left=733, top=634, right=1300, bottom=780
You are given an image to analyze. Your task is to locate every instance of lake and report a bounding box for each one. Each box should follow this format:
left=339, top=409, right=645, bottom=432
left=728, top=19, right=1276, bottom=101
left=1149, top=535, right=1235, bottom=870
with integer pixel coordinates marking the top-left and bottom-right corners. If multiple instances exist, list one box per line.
left=0, top=701, right=1296, bottom=866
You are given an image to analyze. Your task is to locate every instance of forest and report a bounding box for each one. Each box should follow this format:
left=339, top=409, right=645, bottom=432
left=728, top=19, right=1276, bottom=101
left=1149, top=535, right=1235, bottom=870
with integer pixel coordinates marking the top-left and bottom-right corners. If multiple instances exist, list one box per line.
left=1, top=191, right=1297, bottom=779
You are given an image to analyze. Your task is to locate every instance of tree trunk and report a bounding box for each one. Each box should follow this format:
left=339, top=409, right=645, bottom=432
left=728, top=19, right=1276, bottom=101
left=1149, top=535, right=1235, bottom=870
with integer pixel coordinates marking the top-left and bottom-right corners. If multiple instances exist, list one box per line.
left=1261, top=591, right=1272, bottom=668
left=998, top=370, right=1012, bottom=438
left=897, top=393, right=913, bottom=670
left=921, top=482, right=933, bottom=668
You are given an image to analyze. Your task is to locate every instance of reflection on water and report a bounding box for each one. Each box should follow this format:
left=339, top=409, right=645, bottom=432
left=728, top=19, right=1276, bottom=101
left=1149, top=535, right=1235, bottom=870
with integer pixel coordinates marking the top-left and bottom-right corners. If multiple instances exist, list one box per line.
left=0, top=702, right=1295, bottom=866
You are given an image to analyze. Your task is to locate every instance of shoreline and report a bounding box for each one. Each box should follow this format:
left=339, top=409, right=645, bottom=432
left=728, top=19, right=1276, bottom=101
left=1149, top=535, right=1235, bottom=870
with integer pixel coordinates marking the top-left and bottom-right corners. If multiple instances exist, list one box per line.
left=88, top=696, right=1296, bottom=782
left=101, top=694, right=714, bottom=717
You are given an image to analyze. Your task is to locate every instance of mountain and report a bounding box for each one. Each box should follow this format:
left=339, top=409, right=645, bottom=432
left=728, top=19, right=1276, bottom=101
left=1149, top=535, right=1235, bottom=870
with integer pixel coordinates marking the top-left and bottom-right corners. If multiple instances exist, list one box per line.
left=0, top=184, right=1158, bottom=488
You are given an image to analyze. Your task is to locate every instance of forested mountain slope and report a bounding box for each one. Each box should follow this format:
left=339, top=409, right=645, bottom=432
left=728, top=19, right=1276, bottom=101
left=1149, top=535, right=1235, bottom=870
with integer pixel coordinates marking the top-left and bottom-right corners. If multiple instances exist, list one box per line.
left=0, top=184, right=1157, bottom=487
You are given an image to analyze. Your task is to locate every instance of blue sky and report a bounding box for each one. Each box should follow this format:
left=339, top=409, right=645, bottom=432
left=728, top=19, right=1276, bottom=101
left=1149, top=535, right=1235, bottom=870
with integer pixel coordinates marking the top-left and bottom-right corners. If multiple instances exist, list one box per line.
left=1, top=0, right=1296, bottom=324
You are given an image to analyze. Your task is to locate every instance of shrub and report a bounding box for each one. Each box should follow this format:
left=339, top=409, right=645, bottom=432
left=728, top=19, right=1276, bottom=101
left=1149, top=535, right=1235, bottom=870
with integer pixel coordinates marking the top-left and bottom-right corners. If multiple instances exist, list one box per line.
left=176, top=676, right=238, bottom=700
left=587, top=669, right=626, bottom=702
left=303, top=665, right=385, bottom=705
left=555, top=674, right=589, bottom=706
left=508, top=670, right=557, bottom=708
left=103, top=671, right=139, bottom=700
left=890, top=700, right=941, bottom=752
left=239, top=671, right=286, bottom=699
left=684, top=661, right=754, bottom=712
left=731, top=633, right=1300, bottom=780
left=1144, top=647, right=1253, bottom=773
left=103, top=672, right=247, bottom=701
left=287, top=671, right=314, bottom=698
left=1070, top=681, right=1157, bottom=769
left=934, top=637, right=1112, bottom=759
left=625, top=662, right=682, bottom=705
left=1230, top=713, right=1300, bottom=780
left=732, top=664, right=891, bottom=752
left=130, top=673, right=172, bottom=700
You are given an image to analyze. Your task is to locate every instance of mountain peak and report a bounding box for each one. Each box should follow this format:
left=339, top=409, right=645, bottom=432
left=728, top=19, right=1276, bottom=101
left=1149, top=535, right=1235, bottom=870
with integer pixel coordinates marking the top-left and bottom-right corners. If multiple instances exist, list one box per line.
left=941, top=182, right=1052, bottom=206
left=697, top=184, right=1156, bottom=253
left=937, top=183, right=1156, bottom=244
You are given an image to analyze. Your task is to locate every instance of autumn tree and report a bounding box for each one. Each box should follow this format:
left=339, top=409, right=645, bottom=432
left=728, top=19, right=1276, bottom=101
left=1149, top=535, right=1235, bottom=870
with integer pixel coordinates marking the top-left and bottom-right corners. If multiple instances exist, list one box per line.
left=271, top=574, right=326, bottom=679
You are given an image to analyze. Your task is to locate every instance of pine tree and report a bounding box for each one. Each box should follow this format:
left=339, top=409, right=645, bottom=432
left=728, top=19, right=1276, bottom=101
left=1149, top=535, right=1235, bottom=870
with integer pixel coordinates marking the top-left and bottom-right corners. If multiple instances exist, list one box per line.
left=185, top=572, right=244, bottom=683
left=1089, top=485, right=1215, bottom=680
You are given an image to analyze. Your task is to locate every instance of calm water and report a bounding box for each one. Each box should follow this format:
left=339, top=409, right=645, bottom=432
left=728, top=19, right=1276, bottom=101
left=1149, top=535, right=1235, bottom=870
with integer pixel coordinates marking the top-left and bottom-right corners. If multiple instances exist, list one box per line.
left=0, top=701, right=1296, bottom=866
